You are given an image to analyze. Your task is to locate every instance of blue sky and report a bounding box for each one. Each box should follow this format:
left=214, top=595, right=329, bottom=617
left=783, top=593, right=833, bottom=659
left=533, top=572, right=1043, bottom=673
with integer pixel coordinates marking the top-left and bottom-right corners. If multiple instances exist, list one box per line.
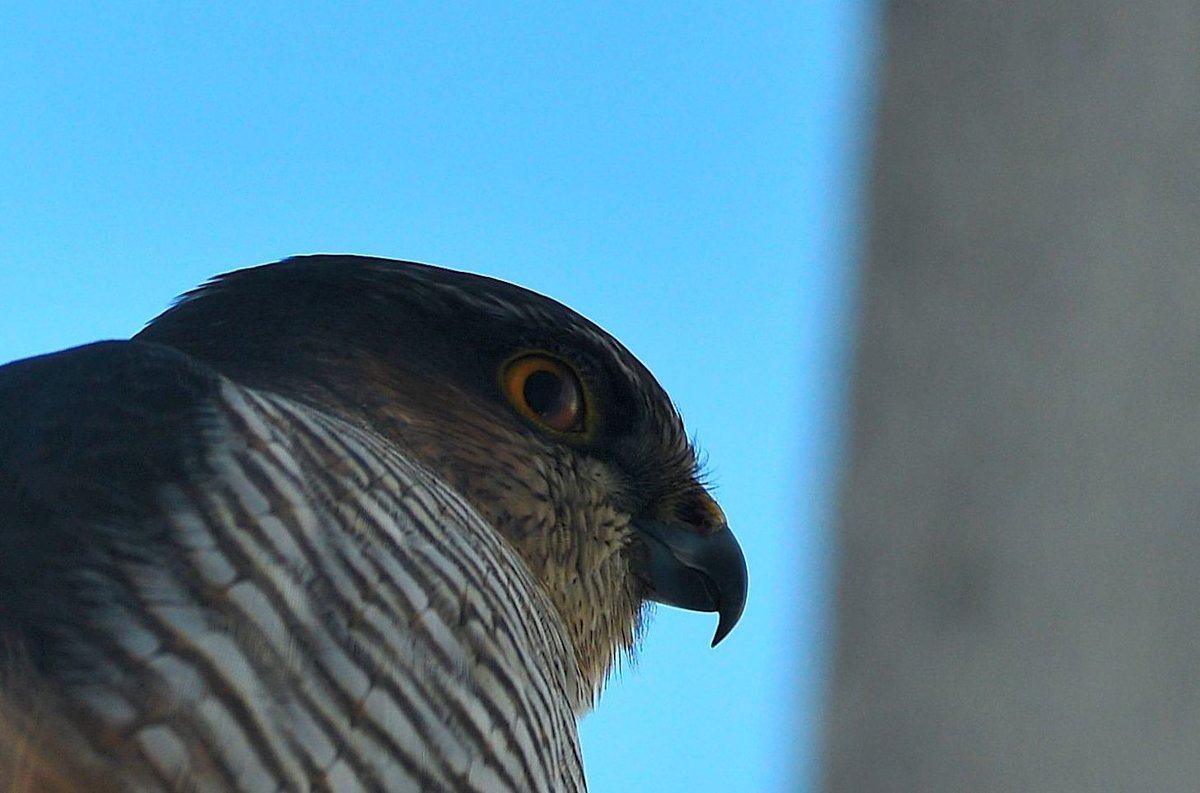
left=1, top=4, right=876, bottom=791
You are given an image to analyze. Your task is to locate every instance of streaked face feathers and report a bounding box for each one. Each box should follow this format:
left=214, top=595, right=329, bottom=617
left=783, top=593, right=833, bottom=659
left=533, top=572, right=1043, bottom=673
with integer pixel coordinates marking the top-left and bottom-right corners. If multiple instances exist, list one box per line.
left=140, top=255, right=744, bottom=687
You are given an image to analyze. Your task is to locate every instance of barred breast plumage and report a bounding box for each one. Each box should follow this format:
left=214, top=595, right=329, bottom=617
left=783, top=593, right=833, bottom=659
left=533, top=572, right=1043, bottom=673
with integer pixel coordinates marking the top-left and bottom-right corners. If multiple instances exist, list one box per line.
left=0, top=256, right=746, bottom=792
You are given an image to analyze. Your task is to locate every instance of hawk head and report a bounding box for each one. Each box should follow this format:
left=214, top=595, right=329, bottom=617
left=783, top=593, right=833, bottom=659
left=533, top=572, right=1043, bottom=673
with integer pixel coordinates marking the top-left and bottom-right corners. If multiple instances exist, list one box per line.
left=138, top=255, right=747, bottom=692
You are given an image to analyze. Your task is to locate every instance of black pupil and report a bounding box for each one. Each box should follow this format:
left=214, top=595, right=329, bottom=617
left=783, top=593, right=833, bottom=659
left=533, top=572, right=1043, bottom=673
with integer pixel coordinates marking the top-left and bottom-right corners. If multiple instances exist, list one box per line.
left=524, top=369, right=566, bottom=417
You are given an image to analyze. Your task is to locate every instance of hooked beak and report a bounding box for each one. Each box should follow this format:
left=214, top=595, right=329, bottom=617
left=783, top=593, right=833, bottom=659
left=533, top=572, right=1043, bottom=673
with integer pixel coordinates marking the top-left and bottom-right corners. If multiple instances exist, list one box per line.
left=633, top=519, right=748, bottom=646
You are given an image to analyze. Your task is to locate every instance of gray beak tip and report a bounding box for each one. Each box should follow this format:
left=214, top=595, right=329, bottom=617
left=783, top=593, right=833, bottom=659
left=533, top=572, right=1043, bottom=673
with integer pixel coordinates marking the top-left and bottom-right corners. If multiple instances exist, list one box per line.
left=634, top=520, right=748, bottom=647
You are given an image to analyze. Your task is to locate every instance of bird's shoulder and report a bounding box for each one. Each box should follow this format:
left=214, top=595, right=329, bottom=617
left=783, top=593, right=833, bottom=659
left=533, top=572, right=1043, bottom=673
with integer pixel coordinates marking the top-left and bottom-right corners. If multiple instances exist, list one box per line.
left=0, top=339, right=222, bottom=515
left=0, top=339, right=587, bottom=792
left=0, top=340, right=222, bottom=651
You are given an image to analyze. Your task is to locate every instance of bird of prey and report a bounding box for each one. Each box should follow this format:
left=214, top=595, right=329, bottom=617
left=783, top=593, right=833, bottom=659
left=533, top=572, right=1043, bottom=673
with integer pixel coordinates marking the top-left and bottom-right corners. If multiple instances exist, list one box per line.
left=0, top=255, right=746, bottom=793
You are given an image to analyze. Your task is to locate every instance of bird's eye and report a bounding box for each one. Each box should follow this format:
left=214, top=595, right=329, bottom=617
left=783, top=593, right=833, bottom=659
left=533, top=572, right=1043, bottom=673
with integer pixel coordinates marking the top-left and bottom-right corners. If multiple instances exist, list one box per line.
left=502, top=354, right=587, bottom=434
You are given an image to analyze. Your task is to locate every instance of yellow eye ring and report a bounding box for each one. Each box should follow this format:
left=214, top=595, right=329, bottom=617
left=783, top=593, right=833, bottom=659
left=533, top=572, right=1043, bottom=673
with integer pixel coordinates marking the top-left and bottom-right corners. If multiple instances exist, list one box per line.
left=501, top=353, right=589, bottom=435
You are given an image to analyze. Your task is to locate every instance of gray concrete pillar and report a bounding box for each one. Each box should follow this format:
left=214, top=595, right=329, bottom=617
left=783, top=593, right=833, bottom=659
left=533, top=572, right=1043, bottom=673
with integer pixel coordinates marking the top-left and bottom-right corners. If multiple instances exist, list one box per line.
left=824, top=4, right=1200, bottom=792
